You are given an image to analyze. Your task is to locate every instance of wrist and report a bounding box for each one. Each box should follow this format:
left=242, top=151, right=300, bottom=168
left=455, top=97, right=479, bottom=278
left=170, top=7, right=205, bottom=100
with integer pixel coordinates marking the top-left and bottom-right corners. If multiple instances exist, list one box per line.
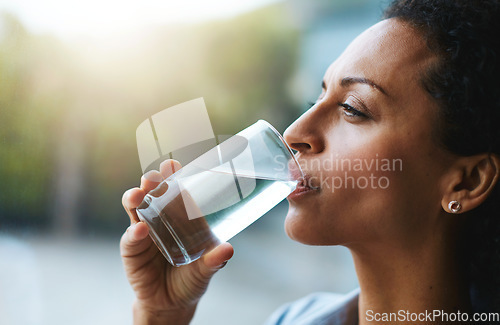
left=133, top=300, right=196, bottom=325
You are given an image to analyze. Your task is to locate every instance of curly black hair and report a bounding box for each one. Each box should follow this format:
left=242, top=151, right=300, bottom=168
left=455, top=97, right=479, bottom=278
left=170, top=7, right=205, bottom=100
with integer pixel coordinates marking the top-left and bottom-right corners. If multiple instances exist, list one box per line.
left=384, top=0, right=500, bottom=313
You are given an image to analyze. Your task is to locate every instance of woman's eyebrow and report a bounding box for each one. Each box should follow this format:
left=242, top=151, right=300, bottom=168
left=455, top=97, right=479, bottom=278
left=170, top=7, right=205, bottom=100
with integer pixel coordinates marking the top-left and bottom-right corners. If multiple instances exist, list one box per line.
left=340, top=76, right=388, bottom=96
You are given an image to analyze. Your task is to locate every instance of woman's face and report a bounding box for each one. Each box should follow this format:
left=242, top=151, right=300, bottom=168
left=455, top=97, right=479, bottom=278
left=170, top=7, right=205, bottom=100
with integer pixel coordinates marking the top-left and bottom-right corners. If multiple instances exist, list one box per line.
left=284, top=18, right=455, bottom=248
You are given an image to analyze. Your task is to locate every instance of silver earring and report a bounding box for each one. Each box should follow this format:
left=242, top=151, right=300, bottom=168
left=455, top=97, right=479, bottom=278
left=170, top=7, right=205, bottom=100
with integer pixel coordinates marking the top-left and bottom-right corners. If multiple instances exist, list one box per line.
left=448, top=201, right=462, bottom=213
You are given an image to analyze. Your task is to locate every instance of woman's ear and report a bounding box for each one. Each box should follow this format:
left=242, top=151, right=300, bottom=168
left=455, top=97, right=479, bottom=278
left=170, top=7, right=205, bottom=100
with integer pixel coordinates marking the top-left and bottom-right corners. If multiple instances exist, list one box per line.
left=441, top=154, right=500, bottom=214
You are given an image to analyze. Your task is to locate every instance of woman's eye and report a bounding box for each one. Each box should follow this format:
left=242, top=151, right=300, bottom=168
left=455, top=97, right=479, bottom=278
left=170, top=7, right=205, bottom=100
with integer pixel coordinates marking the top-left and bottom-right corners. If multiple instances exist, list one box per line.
left=339, top=103, right=367, bottom=118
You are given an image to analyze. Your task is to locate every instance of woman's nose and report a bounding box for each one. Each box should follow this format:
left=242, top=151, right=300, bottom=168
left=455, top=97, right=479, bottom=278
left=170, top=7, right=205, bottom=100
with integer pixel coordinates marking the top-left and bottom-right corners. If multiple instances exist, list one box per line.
left=283, top=108, right=325, bottom=155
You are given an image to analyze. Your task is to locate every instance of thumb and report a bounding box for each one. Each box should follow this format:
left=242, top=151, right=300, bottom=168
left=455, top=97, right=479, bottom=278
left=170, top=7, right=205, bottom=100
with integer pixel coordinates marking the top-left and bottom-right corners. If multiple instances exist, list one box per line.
left=120, top=222, right=152, bottom=258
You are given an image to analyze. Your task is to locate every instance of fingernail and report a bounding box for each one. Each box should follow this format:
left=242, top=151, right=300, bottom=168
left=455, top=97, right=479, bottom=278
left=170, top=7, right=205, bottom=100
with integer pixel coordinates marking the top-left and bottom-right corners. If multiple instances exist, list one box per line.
left=127, top=223, right=137, bottom=233
left=143, top=170, right=163, bottom=182
left=217, top=261, right=228, bottom=269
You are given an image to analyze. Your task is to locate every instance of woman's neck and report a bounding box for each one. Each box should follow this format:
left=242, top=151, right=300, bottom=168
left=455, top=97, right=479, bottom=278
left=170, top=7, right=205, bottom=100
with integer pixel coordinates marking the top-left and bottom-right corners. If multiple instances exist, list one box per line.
left=349, top=231, right=471, bottom=325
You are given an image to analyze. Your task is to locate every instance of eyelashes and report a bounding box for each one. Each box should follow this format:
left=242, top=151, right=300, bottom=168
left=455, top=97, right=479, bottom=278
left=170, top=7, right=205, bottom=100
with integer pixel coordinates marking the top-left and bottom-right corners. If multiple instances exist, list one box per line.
left=306, top=100, right=368, bottom=119
left=338, top=103, right=367, bottom=118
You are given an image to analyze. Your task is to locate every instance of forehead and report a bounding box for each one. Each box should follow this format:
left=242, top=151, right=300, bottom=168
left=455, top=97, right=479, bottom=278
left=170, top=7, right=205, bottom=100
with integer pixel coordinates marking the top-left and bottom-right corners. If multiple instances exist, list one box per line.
left=325, top=18, right=436, bottom=97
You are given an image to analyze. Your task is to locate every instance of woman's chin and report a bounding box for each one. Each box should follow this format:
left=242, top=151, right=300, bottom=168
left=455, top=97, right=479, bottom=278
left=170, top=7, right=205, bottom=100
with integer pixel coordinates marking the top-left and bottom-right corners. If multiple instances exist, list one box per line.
left=284, top=209, right=318, bottom=245
left=284, top=206, right=348, bottom=246
left=284, top=209, right=302, bottom=241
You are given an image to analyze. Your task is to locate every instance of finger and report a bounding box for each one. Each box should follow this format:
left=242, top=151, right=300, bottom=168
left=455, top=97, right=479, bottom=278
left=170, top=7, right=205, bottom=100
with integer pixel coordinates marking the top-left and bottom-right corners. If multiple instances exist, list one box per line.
left=200, top=242, right=234, bottom=271
left=140, top=170, right=163, bottom=192
left=120, top=222, right=153, bottom=258
left=160, top=159, right=182, bottom=179
left=122, top=187, right=146, bottom=223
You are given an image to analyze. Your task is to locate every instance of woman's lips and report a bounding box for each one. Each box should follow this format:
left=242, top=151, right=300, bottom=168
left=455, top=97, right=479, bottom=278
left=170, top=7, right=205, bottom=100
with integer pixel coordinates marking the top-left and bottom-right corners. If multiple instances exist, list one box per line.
left=288, top=175, right=319, bottom=200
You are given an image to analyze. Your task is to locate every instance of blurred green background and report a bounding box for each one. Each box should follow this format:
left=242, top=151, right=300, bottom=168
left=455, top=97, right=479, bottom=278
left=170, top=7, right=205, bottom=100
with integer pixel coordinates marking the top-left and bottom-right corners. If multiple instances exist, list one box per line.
left=0, top=4, right=302, bottom=235
left=0, top=0, right=386, bottom=237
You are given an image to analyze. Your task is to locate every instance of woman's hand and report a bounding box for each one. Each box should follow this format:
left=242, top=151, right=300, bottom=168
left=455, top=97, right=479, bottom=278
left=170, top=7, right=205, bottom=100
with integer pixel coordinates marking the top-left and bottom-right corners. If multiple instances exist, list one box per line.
left=120, top=159, right=234, bottom=325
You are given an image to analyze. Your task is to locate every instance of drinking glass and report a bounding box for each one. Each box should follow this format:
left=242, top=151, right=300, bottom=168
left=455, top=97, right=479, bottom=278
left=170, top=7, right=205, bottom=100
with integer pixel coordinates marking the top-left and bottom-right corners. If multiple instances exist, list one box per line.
left=136, top=120, right=304, bottom=266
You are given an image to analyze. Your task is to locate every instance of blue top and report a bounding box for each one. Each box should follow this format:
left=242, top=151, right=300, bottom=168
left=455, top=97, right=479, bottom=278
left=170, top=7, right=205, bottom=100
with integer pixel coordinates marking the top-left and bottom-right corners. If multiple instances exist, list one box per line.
left=264, top=289, right=360, bottom=325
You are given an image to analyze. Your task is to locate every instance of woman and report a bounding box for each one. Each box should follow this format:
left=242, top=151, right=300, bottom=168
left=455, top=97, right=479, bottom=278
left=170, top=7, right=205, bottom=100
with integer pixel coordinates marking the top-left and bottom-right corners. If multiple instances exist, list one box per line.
left=120, top=0, right=500, bottom=324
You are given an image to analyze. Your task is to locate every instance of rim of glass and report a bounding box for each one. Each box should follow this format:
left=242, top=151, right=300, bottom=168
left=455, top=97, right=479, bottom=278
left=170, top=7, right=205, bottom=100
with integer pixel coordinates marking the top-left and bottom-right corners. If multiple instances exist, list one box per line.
left=257, top=119, right=305, bottom=180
